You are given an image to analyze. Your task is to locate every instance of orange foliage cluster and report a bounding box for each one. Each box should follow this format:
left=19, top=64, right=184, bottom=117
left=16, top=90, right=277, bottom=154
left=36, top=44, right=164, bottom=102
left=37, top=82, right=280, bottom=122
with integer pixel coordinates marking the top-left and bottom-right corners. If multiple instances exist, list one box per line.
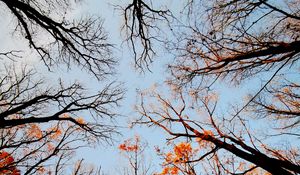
left=0, top=151, right=20, bottom=175
left=159, top=166, right=179, bottom=175
left=118, top=143, right=139, bottom=152
left=203, top=130, right=213, bottom=136
left=195, top=130, right=214, bottom=148
left=118, top=137, right=140, bottom=152
left=167, top=142, right=193, bottom=163
left=27, top=124, right=43, bottom=139
left=48, top=126, right=62, bottom=140
left=75, top=117, right=85, bottom=125
left=28, top=123, right=64, bottom=141
left=37, top=167, right=46, bottom=174
left=157, top=142, right=196, bottom=175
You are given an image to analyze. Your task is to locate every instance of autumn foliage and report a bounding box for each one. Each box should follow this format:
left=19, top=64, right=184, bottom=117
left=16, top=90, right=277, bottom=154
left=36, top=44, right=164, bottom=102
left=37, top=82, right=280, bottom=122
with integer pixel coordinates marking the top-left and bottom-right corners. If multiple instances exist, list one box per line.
left=0, top=151, right=20, bottom=175
left=118, top=136, right=140, bottom=152
left=118, top=136, right=150, bottom=175
left=156, top=142, right=197, bottom=175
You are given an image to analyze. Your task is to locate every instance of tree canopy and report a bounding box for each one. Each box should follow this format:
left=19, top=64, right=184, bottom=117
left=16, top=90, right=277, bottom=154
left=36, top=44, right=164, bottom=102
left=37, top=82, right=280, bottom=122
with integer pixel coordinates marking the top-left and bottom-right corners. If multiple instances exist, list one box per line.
left=1, top=0, right=300, bottom=174
left=131, top=0, right=300, bottom=174
left=0, top=0, right=122, bottom=174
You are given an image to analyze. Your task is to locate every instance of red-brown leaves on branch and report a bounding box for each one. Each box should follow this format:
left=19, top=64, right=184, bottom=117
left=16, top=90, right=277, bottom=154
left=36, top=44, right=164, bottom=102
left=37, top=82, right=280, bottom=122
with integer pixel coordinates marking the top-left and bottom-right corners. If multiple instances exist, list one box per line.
left=0, top=151, right=20, bottom=175
left=118, top=136, right=140, bottom=152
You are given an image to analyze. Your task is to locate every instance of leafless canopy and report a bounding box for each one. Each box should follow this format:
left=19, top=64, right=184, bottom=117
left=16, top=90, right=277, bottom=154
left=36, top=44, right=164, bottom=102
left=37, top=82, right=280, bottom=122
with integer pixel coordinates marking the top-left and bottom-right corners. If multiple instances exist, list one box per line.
left=0, top=0, right=123, bottom=174
left=1, top=0, right=115, bottom=79
left=121, top=0, right=171, bottom=70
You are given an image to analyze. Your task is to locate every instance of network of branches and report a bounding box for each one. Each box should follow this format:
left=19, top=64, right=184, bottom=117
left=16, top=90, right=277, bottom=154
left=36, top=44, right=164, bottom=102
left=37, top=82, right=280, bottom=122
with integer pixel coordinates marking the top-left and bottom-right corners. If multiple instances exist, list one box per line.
left=1, top=0, right=300, bottom=174
left=131, top=0, right=300, bottom=174
left=0, top=0, right=123, bottom=174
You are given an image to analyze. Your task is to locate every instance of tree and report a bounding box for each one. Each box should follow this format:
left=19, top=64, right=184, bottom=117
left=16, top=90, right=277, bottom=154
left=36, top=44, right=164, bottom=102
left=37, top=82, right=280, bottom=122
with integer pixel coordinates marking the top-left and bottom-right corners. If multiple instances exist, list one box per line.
left=118, top=136, right=153, bottom=175
left=130, top=0, right=300, bottom=174
left=155, top=142, right=198, bottom=175
left=120, top=0, right=171, bottom=69
left=1, top=0, right=114, bottom=78
left=0, top=0, right=123, bottom=174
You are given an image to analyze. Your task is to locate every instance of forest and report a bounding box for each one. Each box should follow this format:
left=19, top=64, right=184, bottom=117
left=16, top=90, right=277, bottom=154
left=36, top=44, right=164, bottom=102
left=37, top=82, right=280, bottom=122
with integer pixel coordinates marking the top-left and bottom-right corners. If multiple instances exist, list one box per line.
left=0, top=0, right=299, bottom=174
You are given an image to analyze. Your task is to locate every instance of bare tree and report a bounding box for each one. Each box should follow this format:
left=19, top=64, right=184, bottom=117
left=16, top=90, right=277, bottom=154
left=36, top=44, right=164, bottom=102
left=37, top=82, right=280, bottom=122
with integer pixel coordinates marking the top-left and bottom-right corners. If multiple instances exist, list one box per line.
left=118, top=136, right=153, bottom=175
left=0, top=0, right=123, bottom=174
left=1, top=0, right=115, bottom=79
left=0, top=55, right=123, bottom=174
left=119, top=0, right=171, bottom=70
